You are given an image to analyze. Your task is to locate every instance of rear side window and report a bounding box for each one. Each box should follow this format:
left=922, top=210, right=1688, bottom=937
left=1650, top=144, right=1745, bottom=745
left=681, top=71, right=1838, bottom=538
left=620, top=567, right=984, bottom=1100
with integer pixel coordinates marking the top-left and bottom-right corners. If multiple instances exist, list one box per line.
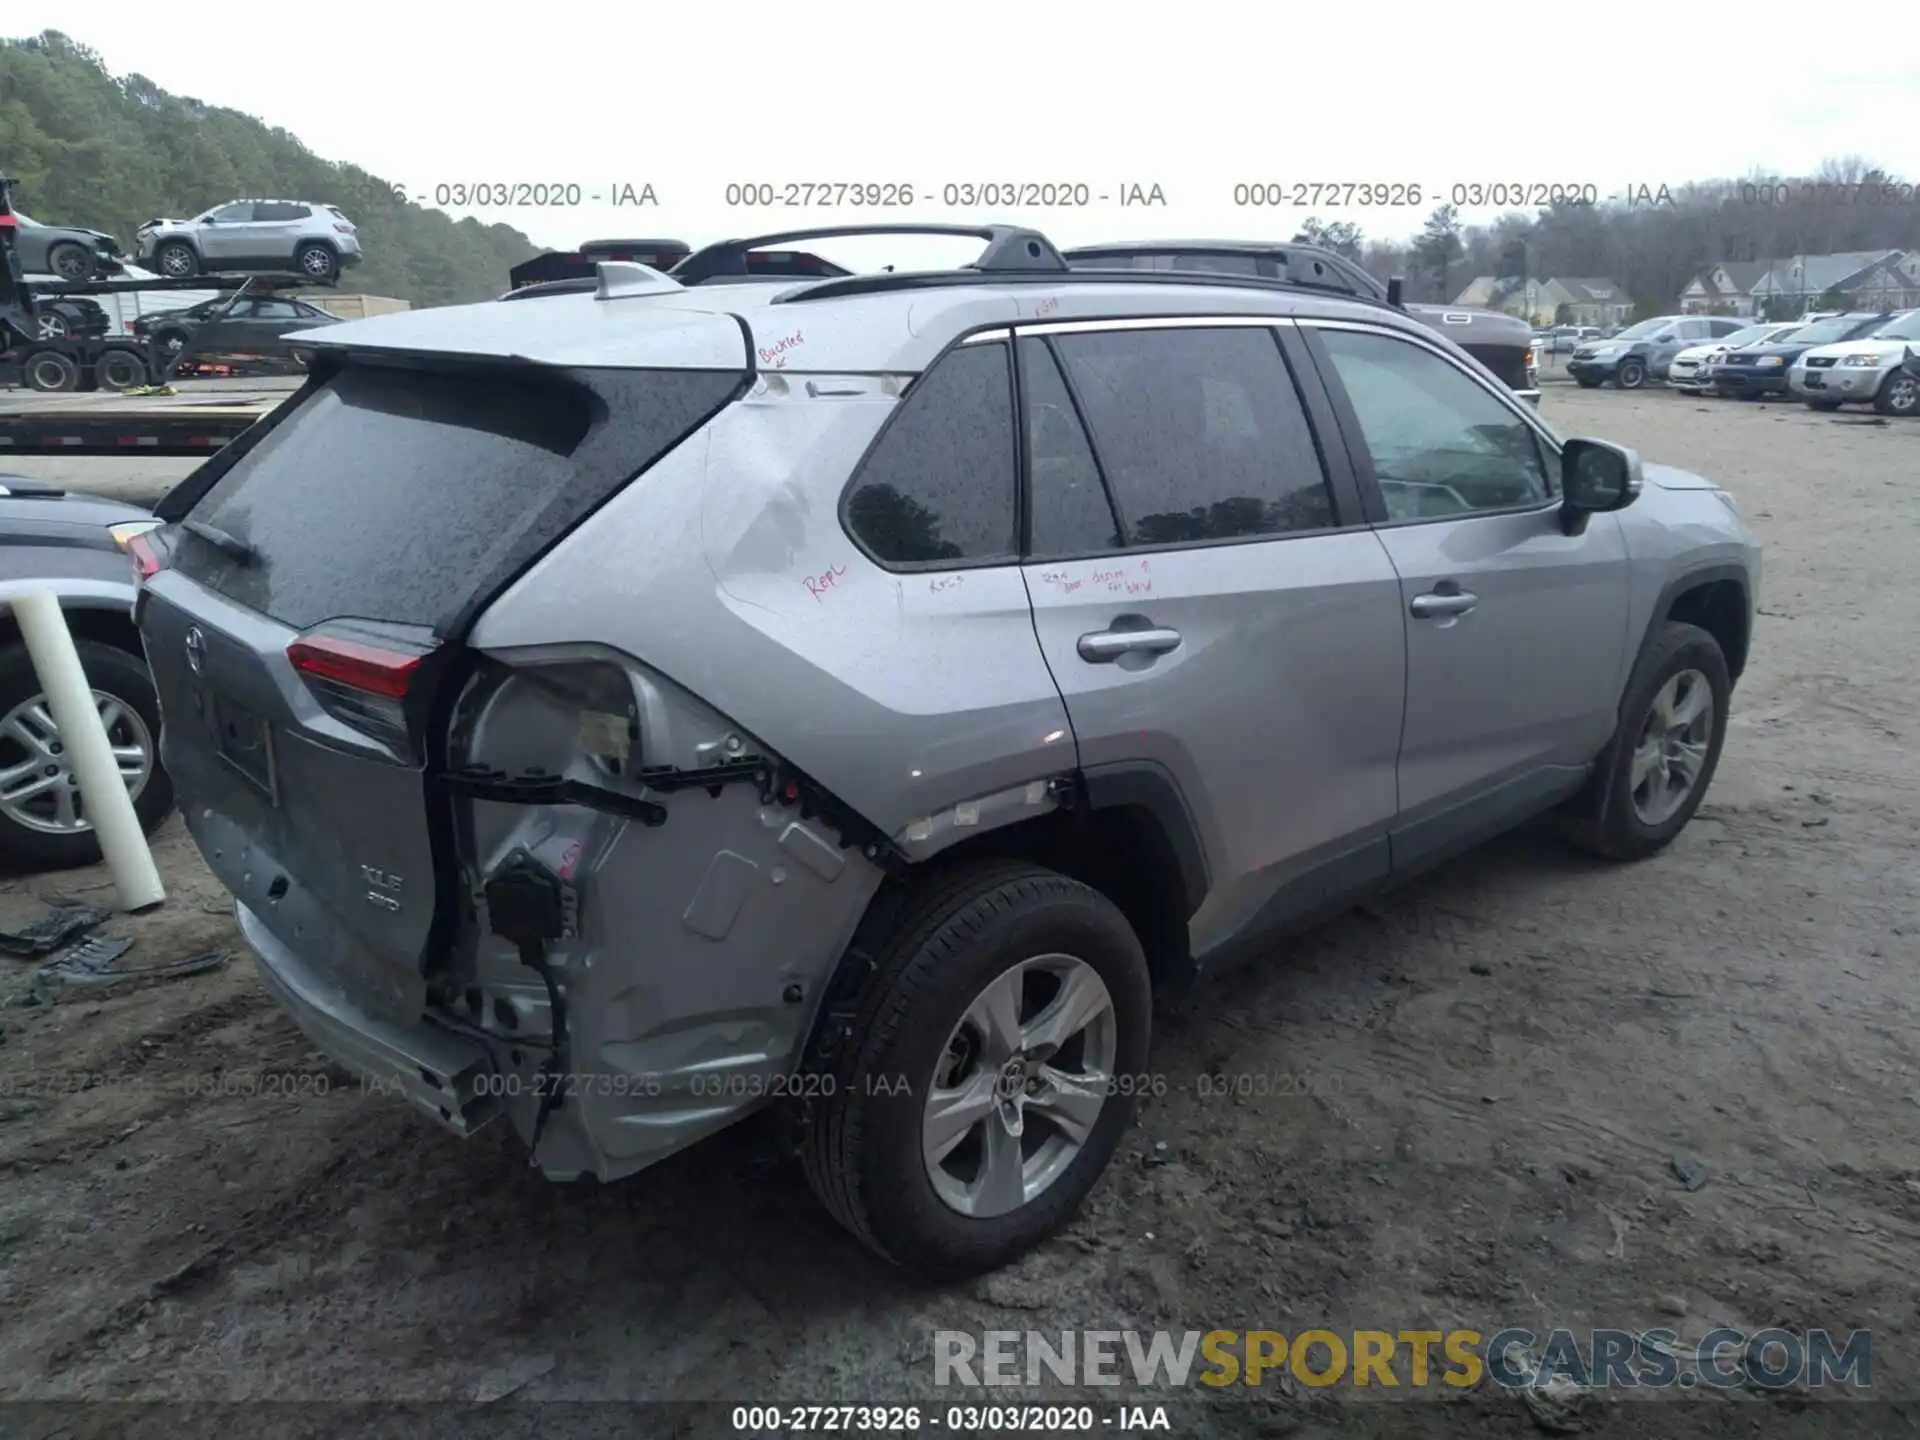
left=173, top=362, right=743, bottom=633
left=844, top=341, right=1018, bottom=565
left=1051, top=326, right=1335, bottom=545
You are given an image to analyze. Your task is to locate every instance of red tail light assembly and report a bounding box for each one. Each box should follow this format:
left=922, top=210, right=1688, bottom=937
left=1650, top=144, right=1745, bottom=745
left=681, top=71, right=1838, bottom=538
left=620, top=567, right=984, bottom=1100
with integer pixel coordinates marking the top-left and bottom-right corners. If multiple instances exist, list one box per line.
left=110, top=521, right=168, bottom=581
left=287, top=623, right=439, bottom=757
left=287, top=634, right=422, bottom=698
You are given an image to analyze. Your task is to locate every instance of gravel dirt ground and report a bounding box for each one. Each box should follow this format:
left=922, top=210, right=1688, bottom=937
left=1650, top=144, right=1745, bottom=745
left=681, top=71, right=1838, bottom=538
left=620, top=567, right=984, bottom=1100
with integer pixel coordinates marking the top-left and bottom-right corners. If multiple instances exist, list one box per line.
left=0, top=385, right=1916, bottom=1437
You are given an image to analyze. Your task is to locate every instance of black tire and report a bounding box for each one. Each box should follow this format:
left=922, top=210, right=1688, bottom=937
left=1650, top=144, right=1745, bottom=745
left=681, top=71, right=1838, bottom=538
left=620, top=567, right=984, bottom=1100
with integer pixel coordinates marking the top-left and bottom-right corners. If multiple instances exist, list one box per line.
left=800, top=859, right=1152, bottom=1279
left=95, top=348, right=148, bottom=392
left=1805, top=399, right=1842, bottom=412
left=1574, top=376, right=1602, bottom=389
left=35, top=310, right=69, bottom=340
left=46, top=241, right=95, bottom=281
left=154, top=241, right=200, bottom=279
left=295, top=242, right=339, bottom=282
left=1615, top=357, right=1647, bottom=389
left=0, top=640, right=174, bottom=872
left=1873, top=368, right=1920, bottom=418
left=23, top=351, right=80, bottom=392
left=1560, top=621, right=1731, bottom=862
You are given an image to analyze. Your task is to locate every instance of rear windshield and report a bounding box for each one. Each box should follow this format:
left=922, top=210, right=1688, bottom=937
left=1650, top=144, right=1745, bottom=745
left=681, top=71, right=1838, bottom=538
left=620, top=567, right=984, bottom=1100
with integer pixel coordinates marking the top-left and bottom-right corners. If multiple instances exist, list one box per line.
left=171, top=360, right=743, bottom=633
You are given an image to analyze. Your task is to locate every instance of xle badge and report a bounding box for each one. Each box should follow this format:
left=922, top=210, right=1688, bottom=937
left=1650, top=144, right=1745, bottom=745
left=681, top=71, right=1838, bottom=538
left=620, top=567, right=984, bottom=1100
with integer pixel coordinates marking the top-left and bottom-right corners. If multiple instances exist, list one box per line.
left=362, top=865, right=402, bottom=913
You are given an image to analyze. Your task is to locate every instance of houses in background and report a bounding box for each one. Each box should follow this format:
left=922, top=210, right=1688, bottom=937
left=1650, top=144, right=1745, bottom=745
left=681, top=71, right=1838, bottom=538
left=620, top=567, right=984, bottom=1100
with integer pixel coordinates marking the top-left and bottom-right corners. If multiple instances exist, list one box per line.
left=1450, top=275, right=1634, bottom=326
left=1453, top=249, right=1920, bottom=325
left=1680, top=250, right=1920, bottom=316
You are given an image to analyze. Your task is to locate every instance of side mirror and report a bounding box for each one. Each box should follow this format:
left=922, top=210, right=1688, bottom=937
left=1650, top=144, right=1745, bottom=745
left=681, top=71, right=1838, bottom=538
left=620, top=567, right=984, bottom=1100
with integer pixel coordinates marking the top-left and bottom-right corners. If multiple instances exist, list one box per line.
left=1559, top=438, right=1642, bottom=535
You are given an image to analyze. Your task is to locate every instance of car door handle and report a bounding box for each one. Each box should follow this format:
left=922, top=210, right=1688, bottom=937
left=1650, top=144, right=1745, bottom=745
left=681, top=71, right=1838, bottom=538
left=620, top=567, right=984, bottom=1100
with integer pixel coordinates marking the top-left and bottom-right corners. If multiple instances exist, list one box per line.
left=1409, top=590, right=1478, bottom=619
left=1077, top=627, right=1183, bottom=662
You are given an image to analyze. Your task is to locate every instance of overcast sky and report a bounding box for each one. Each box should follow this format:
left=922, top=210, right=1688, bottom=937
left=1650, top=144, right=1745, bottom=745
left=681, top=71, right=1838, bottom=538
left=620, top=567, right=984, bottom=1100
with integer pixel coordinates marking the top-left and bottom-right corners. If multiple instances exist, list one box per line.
left=11, top=5, right=1918, bottom=271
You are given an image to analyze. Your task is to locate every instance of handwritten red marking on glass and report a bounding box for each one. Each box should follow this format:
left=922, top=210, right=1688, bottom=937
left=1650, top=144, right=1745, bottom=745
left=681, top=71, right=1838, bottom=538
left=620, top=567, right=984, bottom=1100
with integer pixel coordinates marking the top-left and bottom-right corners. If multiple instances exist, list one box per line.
left=803, top=563, right=849, bottom=602
left=557, top=839, right=584, bottom=879
left=758, top=330, right=805, bottom=370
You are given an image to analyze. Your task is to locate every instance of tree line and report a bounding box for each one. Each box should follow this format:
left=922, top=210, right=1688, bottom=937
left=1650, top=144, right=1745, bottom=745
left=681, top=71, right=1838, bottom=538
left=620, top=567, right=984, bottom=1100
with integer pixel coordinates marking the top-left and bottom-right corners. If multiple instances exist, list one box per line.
left=0, top=31, right=540, bottom=306
left=1292, top=159, right=1916, bottom=319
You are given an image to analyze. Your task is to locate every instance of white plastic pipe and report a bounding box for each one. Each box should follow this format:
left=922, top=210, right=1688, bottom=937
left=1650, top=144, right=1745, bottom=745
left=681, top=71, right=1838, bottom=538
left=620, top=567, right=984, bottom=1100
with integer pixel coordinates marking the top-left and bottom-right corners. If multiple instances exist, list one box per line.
left=11, top=590, right=166, bottom=911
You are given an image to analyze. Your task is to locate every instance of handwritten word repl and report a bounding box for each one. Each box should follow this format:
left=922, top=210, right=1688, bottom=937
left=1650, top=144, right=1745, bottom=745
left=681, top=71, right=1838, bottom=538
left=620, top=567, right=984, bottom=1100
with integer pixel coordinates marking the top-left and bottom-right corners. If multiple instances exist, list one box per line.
left=803, top=564, right=848, bottom=602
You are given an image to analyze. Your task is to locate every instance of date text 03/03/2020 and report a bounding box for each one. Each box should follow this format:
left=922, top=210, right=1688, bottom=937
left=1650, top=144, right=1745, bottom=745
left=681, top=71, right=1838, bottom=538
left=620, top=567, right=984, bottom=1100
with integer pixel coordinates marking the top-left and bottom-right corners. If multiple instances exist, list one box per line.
left=388, top=182, right=658, bottom=208
left=719, top=182, right=1168, bottom=208
left=729, top=1404, right=1172, bottom=1432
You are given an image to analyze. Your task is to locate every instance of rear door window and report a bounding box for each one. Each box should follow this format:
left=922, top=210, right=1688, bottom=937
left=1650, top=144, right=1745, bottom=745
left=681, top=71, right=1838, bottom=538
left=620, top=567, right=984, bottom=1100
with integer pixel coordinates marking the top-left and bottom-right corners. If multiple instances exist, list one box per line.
left=843, top=341, right=1018, bottom=566
left=169, top=361, right=744, bottom=633
left=1050, top=326, right=1336, bottom=545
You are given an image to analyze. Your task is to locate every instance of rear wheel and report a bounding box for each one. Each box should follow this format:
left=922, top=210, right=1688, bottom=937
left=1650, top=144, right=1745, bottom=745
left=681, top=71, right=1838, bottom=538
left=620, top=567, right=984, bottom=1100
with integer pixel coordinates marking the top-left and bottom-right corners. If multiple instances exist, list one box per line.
left=1874, top=368, right=1920, bottom=418
left=800, top=859, right=1152, bottom=1279
left=0, top=640, right=174, bottom=871
left=95, top=348, right=148, bottom=392
left=1561, top=621, right=1730, bottom=862
left=34, top=310, right=70, bottom=340
left=295, top=242, right=339, bottom=282
left=46, top=241, right=95, bottom=281
left=23, top=351, right=80, bottom=392
left=1615, top=357, right=1647, bottom=389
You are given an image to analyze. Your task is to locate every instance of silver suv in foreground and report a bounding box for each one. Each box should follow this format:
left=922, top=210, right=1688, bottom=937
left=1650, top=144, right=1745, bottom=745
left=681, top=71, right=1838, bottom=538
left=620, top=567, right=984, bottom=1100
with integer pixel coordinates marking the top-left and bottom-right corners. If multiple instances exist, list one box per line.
left=135, top=199, right=362, bottom=281
left=134, top=224, right=1760, bottom=1279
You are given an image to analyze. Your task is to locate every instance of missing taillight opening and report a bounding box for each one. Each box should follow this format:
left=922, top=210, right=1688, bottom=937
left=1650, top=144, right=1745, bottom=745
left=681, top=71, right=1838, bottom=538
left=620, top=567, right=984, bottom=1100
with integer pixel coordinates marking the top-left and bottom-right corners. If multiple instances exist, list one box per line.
left=287, top=635, right=421, bottom=698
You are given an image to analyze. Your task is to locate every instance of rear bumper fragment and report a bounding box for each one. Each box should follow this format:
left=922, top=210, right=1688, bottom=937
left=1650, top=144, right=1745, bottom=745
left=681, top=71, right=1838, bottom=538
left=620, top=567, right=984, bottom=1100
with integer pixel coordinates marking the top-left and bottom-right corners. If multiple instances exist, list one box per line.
left=236, top=899, right=502, bottom=1137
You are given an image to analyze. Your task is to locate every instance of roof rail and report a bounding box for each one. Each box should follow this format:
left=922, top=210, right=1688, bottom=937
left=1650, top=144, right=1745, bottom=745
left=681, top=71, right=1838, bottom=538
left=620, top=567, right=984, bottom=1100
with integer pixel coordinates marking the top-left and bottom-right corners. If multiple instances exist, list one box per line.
left=1062, top=241, right=1394, bottom=307
left=774, top=268, right=1422, bottom=310
left=670, top=224, right=1067, bottom=286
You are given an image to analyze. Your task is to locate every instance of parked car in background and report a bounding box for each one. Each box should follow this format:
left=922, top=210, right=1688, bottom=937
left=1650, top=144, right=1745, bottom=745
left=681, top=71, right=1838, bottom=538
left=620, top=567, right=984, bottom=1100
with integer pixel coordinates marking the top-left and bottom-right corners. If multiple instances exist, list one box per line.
left=130, top=293, right=342, bottom=360
left=8, top=210, right=124, bottom=282
left=1668, top=321, right=1803, bottom=394
left=132, top=227, right=1758, bottom=1279
left=1788, top=309, right=1920, bottom=417
left=1567, top=315, right=1751, bottom=389
left=135, top=200, right=362, bottom=282
left=0, top=478, right=173, bottom=869
left=1713, top=313, right=1891, bottom=400
left=1536, top=325, right=1601, bottom=356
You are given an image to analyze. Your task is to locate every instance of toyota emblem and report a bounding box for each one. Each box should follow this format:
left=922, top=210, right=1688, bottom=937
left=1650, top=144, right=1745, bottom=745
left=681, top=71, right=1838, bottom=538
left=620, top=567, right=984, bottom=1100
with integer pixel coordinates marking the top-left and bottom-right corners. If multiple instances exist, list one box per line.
left=185, top=625, right=205, bottom=675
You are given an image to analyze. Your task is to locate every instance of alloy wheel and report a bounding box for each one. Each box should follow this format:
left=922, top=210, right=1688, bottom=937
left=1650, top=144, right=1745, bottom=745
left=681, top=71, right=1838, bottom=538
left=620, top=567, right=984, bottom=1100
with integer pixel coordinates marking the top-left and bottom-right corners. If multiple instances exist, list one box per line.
left=0, top=691, right=154, bottom=834
left=1628, top=669, right=1714, bottom=827
left=923, top=954, right=1118, bottom=1219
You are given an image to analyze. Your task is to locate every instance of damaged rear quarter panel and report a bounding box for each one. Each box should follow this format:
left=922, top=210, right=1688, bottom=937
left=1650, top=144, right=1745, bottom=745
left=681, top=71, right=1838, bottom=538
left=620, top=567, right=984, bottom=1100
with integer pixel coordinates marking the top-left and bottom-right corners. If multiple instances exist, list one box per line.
left=468, top=374, right=1079, bottom=841
left=451, top=647, right=885, bottom=1181
left=461, top=379, right=1079, bottom=1177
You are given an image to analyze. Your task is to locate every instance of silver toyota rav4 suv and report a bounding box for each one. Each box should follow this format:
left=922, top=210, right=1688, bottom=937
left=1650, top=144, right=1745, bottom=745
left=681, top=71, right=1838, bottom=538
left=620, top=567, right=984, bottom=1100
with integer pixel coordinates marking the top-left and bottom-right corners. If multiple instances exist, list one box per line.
left=133, top=224, right=1760, bottom=1279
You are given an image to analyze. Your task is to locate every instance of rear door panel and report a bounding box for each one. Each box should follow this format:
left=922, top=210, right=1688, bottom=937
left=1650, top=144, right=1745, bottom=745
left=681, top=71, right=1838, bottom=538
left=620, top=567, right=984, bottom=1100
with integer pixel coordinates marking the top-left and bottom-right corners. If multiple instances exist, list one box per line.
left=1013, top=321, right=1406, bottom=958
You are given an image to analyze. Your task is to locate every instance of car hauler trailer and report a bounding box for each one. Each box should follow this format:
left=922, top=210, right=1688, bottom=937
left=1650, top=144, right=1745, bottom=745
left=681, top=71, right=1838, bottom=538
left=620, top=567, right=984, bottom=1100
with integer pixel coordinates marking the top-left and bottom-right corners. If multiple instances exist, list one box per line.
left=2, top=174, right=311, bottom=456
